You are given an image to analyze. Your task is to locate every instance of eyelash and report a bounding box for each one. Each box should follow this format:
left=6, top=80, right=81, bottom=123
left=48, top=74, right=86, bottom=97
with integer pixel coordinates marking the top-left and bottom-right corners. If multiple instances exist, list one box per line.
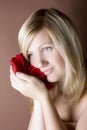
left=43, top=47, right=52, bottom=51
left=27, top=53, right=33, bottom=60
left=27, top=47, right=52, bottom=59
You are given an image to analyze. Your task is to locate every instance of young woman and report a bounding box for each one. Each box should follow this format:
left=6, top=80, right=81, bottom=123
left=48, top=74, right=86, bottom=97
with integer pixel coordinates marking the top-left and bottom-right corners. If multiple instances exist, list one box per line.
left=10, top=8, right=87, bottom=130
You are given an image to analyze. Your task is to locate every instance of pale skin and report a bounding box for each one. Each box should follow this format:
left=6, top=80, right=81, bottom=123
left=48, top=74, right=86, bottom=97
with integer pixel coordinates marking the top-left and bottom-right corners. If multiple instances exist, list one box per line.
left=10, top=29, right=87, bottom=130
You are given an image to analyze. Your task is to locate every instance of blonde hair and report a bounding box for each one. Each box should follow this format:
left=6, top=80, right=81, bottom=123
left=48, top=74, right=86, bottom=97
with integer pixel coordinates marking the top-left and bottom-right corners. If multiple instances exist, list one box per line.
left=18, top=8, right=87, bottom=104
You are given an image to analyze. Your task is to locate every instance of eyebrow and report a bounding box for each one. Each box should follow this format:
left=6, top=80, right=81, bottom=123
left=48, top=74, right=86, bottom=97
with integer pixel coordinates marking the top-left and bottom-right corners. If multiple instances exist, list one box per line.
left=39, top=42, right=53, bottom=47
left=27, top=42, right=53, bottom=54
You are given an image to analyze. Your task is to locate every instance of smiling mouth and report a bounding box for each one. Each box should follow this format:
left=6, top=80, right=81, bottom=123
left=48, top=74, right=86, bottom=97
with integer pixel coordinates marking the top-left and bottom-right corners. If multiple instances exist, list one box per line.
left=43, top=68, right=53, bottom=75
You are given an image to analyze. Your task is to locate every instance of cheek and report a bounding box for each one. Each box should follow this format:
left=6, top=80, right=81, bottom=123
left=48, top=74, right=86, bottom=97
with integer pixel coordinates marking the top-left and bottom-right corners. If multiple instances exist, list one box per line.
left=54, top=53, right=65, bottom=74
left=30, top=58, right=37, bottom=66
left=53, top=52, right=64, bottom=64
left=47, top=58, right=65, bottom=82
left=56, top=58, right=65, bottom=72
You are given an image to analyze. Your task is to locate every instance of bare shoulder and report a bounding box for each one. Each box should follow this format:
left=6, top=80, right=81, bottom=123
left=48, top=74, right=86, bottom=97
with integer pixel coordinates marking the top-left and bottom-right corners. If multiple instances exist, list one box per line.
left=76, top=94, right=87, bottom=130
left=79, top=93, right=87, bottom=112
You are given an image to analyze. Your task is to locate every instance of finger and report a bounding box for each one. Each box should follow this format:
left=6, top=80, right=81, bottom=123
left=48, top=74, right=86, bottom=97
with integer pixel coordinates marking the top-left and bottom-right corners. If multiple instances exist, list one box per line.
left=10, top=78, right=32, bottom=98
left=10, top=65, right=15, bottom=76
left=10, top=72, right=24, bottom=85
left=10, top=66, right=24, bottom=83
left=11, top=80, right=23, bottom=93
left=16, top=72, right=35, bottom=81
left=10, top=74, right=26, bottom=92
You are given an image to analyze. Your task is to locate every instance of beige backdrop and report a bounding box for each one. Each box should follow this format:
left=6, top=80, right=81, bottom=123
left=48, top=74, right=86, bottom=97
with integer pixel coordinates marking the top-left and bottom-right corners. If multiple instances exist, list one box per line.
left=0, top=0, right=87, bottom=130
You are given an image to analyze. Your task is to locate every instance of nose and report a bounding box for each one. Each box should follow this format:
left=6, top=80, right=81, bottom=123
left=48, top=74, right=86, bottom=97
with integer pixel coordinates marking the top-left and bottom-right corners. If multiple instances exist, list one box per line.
left=35, top=55, right=48, bottom=68
left=38, top=60, right=48, bottom=68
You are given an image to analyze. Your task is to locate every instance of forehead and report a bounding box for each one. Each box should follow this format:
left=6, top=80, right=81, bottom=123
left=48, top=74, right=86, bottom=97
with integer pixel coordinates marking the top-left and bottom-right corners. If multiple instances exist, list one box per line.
left=28, top=29, right=53, bottom=52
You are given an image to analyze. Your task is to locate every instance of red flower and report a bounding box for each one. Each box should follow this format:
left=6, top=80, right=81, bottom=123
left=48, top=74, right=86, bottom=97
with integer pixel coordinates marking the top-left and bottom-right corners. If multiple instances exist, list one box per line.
left=10, top=53, right=54, bottom=90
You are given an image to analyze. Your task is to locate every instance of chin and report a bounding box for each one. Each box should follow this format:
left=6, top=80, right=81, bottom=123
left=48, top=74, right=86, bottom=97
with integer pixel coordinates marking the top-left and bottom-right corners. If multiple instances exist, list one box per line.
left=47, top=76, right=58, bottom=83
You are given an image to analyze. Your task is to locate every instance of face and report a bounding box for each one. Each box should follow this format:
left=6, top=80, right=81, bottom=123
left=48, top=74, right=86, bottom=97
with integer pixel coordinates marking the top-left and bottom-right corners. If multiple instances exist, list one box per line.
left=27, top=29, right=65, bottom=83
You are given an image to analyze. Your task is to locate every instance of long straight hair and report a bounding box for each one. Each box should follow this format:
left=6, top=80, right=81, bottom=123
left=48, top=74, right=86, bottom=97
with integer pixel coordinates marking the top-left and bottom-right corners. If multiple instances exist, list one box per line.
left=18, top=8, right=87, bottom=104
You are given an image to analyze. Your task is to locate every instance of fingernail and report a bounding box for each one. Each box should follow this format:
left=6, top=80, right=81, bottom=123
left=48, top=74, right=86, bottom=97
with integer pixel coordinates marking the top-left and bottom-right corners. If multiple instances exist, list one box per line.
left=16, top=72, right=21, bottom=77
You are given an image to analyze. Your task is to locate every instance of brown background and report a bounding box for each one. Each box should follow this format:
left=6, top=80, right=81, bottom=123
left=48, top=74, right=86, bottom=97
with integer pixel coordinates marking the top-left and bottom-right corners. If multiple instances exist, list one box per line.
left=0, top=0, right=87, bottom=130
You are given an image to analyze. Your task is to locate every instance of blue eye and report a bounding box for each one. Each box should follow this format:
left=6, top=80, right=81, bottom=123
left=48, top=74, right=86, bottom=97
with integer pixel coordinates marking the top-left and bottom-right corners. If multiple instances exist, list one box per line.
left=44, top=47, right=52, bottom=51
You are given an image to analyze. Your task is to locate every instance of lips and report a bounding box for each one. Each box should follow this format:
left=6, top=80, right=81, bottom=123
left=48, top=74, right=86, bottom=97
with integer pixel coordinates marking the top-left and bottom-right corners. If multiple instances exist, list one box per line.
left=42, top=68, right=53, bottom=75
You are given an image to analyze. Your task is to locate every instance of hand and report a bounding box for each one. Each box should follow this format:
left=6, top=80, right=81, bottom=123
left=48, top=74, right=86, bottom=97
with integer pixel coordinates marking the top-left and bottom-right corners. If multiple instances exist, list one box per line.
left=10, top=65, right=48, bottom=101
